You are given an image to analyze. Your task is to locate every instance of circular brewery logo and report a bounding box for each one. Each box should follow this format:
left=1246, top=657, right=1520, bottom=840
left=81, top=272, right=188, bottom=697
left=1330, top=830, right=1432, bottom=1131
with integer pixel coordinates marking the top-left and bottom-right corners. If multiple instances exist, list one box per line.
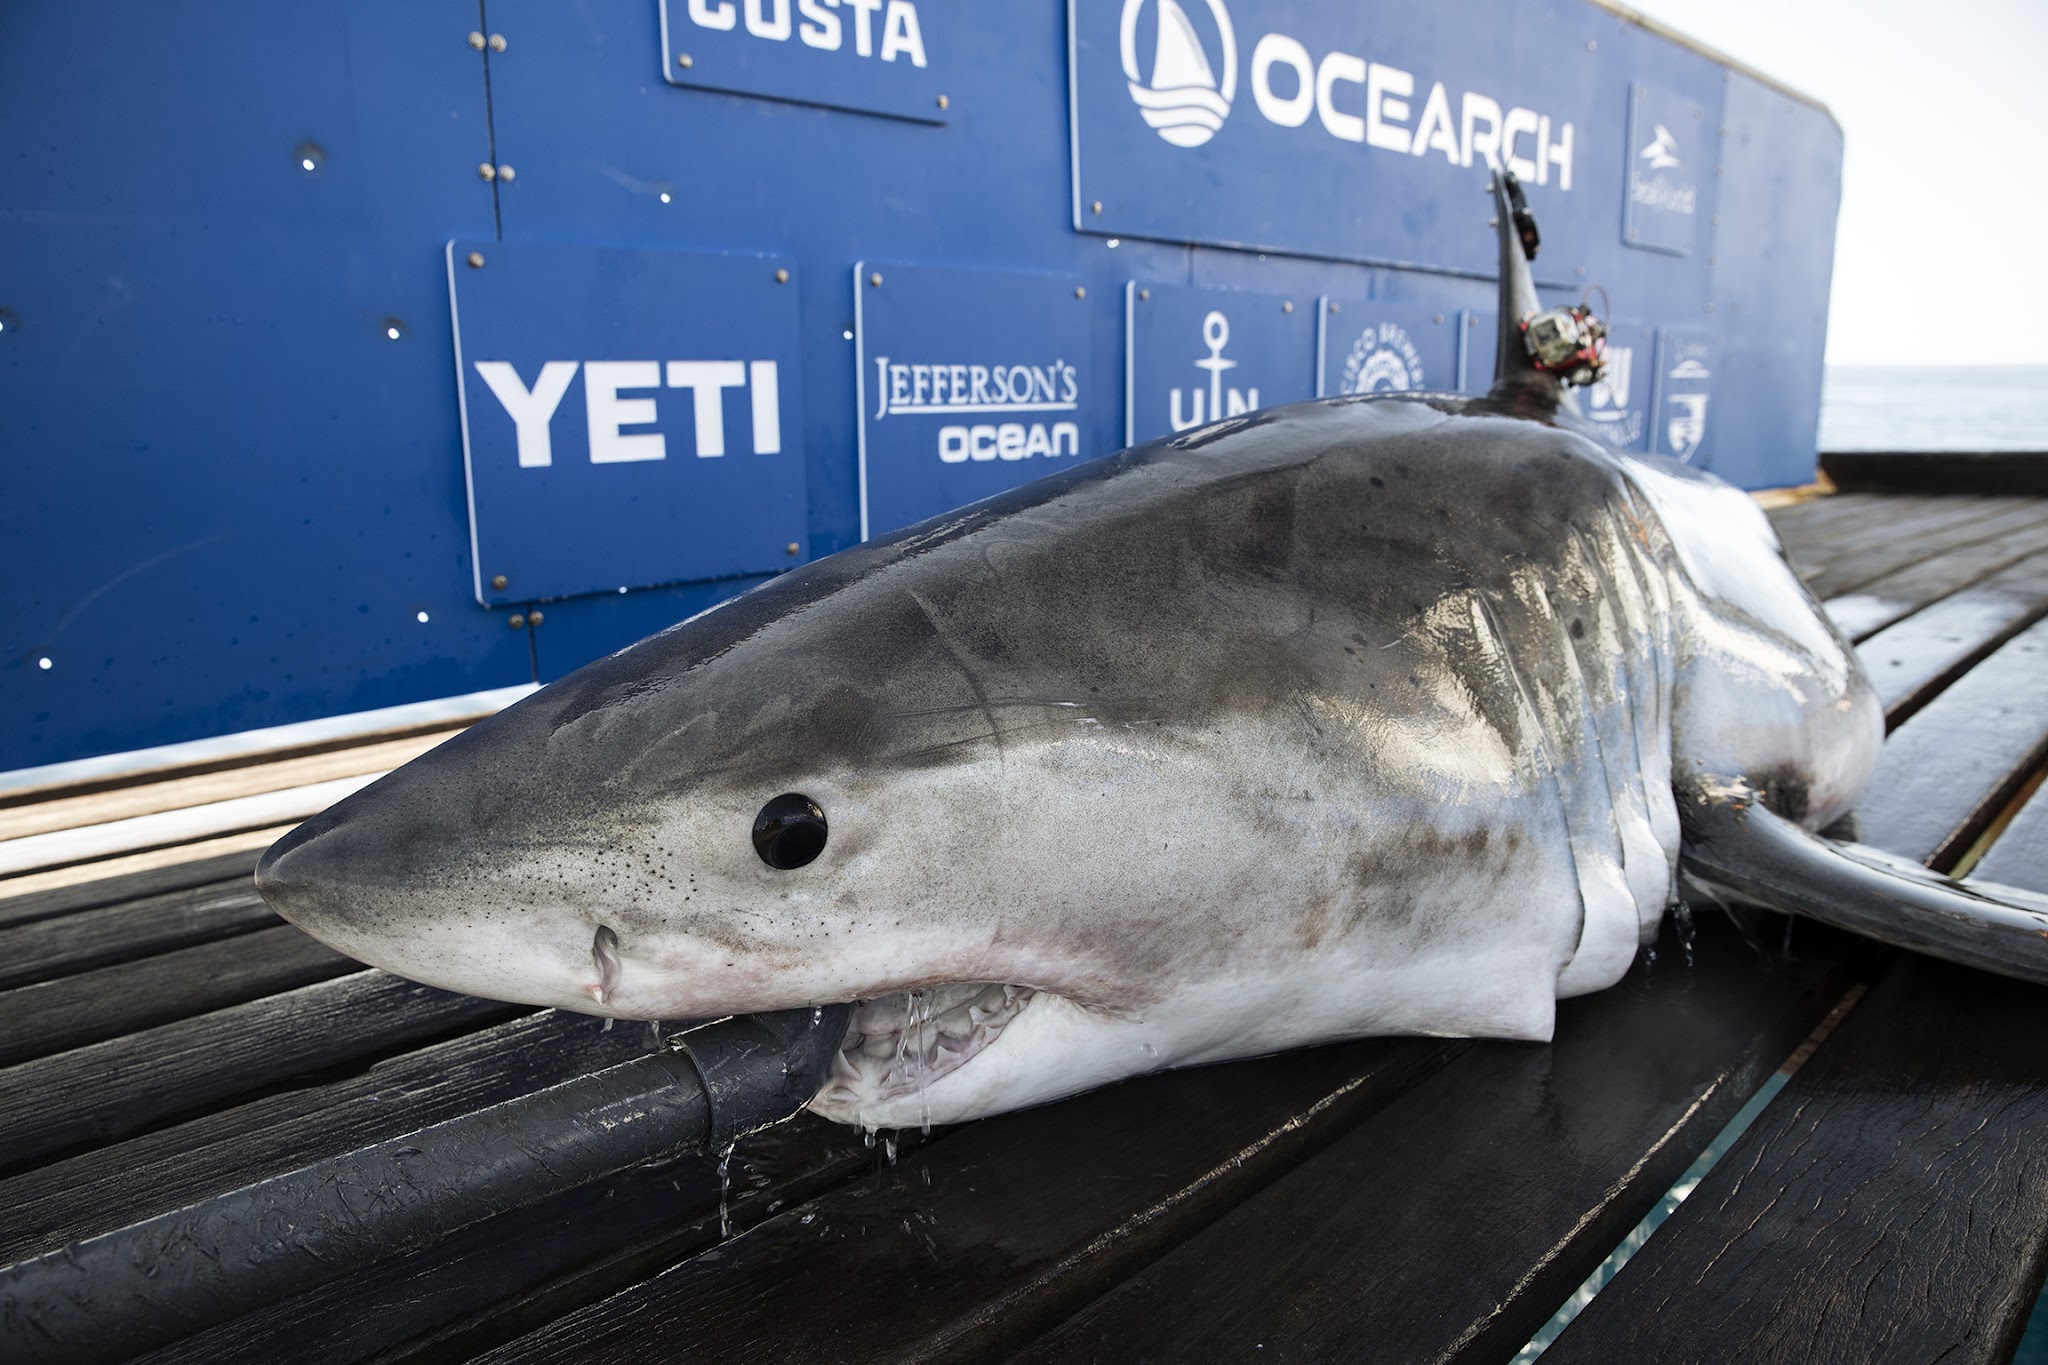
left=1120, top=0, right=1237, bottom=149
left=1341, top=322, right=1426, bottom=394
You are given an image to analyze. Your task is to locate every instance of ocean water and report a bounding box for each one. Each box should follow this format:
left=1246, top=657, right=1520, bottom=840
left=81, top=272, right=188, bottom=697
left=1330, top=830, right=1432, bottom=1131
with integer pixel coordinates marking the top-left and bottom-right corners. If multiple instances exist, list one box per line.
left=1820, top=364, right=2048, bottom=452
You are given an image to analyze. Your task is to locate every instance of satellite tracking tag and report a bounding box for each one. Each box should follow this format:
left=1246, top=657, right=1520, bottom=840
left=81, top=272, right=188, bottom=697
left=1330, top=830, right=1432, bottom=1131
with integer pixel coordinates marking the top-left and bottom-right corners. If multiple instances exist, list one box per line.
left=1315, top=298, right=1461, bottom=399
left=855, top=262, right=1111, bottom=539
left=448, top=240, right=806, bottom=606
left=1125, top=283, right=1316, bottom=445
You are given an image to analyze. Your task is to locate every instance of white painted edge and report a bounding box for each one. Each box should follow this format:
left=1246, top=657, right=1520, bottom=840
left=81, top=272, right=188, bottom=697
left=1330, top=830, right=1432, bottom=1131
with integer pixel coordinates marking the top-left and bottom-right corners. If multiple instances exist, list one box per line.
left=448, top=239, right=489, bottom=607
left=0, top=773, right=384, bottom=878
left=854, top=259, right=871, bottom=542
left=1123, top=279, right=1137, bottom=447
left=0, top=683, right=538, bottom=800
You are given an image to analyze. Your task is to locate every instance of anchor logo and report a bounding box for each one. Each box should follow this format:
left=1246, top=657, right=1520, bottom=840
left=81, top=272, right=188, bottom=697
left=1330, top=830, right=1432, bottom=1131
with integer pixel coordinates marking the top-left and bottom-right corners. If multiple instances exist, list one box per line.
left=1120, top=0, right=1237, bottom=149
left=1170, top=311, right=1258, bottom=430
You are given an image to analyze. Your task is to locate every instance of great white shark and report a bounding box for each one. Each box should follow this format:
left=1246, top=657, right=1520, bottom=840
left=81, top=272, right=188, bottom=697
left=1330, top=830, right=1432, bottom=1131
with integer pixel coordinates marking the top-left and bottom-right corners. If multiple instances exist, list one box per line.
left=258, top=176, right=2048, bottom=1133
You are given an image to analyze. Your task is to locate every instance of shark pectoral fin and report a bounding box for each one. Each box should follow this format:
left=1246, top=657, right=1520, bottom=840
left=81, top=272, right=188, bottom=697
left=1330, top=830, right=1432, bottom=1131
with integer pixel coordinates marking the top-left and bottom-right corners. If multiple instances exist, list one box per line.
left=1679, top=797, right=2048, bottom=988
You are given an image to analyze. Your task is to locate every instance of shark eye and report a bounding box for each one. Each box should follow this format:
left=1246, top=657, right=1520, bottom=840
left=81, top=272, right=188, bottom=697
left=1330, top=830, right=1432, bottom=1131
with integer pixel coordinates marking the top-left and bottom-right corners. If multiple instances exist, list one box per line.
left=753, top=793, right=828, bottom=870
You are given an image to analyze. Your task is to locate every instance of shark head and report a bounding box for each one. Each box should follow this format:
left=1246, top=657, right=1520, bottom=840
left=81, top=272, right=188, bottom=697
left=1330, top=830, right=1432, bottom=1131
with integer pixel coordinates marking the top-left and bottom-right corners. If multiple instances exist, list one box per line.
left=259, top=410, right=1638, bottom=1132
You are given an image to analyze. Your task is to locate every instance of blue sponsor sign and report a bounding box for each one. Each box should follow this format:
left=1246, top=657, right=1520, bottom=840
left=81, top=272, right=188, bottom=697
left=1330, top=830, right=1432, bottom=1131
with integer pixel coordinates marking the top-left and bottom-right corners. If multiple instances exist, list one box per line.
left=660, top=0, right=948, bottom=123
left=1456, top=309, right=1496, bottom=393
left=1070, top=0, right=1617, bottom=277
left=1125, top=282, right=1316, bottom=443
left=1316, top=297, right=1461, bottom=397
left=1578, top=316, right=1657, bottom=451
left=448, top=239, right=806, bottom=605
left=1623, top=83, right=1712, bottom=255
left=1652, top=327, right=1720, bottom=463
left=856, top=262, right=1109, bottom=538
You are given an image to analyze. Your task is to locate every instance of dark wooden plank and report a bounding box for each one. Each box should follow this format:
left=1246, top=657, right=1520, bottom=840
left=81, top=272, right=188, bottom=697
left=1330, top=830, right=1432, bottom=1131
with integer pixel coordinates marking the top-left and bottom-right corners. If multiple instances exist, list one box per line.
left=1970, top=775, right=2048, bottom=892
left=0, top=972, right=521, bottom=1175
left=0, top=1010, right=660, bottom=1262
left=472, top=1038, right=1461, bottom=1365
left=1768, top=492, right=1976, bottom=554
left=1796, top=500, right=2048, bottom=601
left=0, top=923, right=357, bottom=1068
left=1775, top=496, right=2033, bottom=583
left=1824, top=531, right=2048, bottom=644
left=1854, top=554, right=2048, bottom=719
left=0, top=849, right=259, bottom=930
left=1001, top=918, right=1866, bottom=1365
left=139, top=1114, right=911, bottom=1365
left=0, top=878, right=279, bottom=989
left=1855, top=616, right=2048, bottom=868
left=1542, top=952, right=2048, bottom=1365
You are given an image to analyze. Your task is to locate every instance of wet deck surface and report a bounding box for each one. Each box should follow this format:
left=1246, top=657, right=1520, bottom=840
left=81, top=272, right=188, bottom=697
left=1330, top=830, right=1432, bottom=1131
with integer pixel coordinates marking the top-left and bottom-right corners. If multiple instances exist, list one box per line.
left=3, top=488, right=2046, bottom=1363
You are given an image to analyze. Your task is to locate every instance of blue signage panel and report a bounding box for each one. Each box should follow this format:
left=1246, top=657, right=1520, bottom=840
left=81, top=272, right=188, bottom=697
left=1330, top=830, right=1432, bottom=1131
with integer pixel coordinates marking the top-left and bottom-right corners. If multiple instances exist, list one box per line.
left=1125, top=282, right=1316, bottom=443
left=855, top=261, right=1108, bottom=538
left=449, top=239, right=806, bottom=605
left=1578, top=316, right=1657, bottom=451
left=1623, top=83, right=1713, bottom=255
left=1315, top=298, right=1461, bottom=397
left=1651, top=327, right=1721, bottom=464
left=1071, top=0, right=1631, bottom=277
left=659, top=0, right=949, bottom=123
left=1456, top=309, right=1496, bottom=393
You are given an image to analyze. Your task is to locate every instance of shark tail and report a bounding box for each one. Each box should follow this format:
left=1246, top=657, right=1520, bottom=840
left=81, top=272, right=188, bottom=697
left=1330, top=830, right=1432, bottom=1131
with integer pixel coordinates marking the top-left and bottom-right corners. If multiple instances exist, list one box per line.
left=1680, top=797, right=2048, bottom=987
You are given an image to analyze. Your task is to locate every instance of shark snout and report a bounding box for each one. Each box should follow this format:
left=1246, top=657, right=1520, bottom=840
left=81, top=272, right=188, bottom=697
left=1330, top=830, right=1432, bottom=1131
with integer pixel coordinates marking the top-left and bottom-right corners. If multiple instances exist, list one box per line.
left=254, top=802, right=384, bottom=956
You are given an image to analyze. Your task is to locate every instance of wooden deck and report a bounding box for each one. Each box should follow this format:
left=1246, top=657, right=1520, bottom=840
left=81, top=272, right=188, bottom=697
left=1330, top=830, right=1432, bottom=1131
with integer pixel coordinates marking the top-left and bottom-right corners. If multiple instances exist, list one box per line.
left=3, top=488, right=2046, bottom=1363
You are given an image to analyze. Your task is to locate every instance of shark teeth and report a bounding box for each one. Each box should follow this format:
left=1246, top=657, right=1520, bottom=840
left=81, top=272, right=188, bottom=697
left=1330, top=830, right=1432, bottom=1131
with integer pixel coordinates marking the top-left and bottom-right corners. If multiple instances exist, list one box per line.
left=816, top=983, right=1034, bottom=1109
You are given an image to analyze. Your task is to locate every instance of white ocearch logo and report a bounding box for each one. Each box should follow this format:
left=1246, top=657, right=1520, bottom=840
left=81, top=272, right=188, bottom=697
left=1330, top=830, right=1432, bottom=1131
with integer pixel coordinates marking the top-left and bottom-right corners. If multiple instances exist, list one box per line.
left=1121, top=0, right=1237, bottom=148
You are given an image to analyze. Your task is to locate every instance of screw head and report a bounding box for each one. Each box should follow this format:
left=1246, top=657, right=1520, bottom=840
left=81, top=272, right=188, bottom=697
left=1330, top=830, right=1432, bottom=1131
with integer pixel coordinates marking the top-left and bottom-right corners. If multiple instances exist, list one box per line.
left=490, top=574, right=508, bottom=590
left=478, top=162, right=496, bottom=181
left=1139, top=288, right=1150, bottom=301
left=467, top=251, right=486, bottom=269
left=868, top=272, right=883, bottom=287
left=1283, top=300, right=1294, bottom=313
left=467, top=31, right=485, bottom=49
left=1329, top=302, right=1340, bottom=314
left=527, top=610, right=544, bottom=626
left=936, top=94, right=949, bottom=110
left=508, top=613, right=526, bottom=629
left=1074, top=286, right=1086, bottom=299
left=497, top=165, right=515, bottom=182
left=1091, top=200, right=1103, bottom=215
left=677, top=52, right=694, bottom=69
left=775, top=268, right=789, bottom=284
left=786, top=541, right=801, bottom=556
left=1433, top=312, right=1443, bottom=324
left=487, top=33, right=506, bottom=52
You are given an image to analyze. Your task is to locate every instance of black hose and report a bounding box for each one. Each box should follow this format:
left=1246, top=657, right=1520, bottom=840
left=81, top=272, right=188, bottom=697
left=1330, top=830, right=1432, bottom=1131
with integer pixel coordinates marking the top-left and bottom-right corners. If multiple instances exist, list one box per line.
left=0, top=1002, right=852, bottom=1364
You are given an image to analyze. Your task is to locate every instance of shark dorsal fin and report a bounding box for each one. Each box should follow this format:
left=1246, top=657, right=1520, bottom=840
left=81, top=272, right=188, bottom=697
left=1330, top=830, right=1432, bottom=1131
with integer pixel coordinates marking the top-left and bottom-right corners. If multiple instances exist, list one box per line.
left=1489, top=170, right=1564, bottom=413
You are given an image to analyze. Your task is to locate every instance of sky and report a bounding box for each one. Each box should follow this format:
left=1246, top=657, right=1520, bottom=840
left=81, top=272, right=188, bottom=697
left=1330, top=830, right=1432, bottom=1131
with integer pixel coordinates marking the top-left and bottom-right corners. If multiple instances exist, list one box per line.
left=1621, top=0, right=2048, bottom=366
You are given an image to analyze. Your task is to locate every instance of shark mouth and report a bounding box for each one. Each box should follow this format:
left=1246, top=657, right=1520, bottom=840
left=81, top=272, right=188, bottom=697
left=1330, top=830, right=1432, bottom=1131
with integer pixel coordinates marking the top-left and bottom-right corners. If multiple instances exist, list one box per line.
left=811, top=983, right=1036, bottom=1121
